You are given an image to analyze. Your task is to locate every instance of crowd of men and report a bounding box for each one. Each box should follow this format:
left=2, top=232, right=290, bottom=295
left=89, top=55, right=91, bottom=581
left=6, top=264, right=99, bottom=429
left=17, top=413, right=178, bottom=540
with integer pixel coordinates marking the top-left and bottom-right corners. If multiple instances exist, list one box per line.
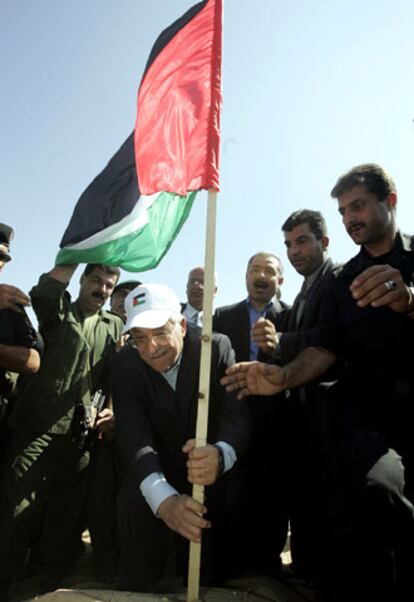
left=1, top=163, right=414, bottom=602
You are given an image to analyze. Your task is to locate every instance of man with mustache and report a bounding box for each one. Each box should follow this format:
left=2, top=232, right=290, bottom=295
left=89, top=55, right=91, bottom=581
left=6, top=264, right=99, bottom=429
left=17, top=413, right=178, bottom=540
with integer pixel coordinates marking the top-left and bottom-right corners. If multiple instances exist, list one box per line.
left=110, top=283, right=248, bottom=591
left=223, top=164, right=414, bottom=601
left=0, top=262, right=123, bottom=597
left=213, top=252, right=289, bottom=577
left=251, top=210, right=337, bottom=584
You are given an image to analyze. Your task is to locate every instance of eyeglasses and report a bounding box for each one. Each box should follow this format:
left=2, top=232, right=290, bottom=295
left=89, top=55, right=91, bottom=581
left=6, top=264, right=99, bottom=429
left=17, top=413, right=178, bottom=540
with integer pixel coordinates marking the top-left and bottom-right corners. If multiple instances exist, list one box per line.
left=132, top=324, right=177, bottom=348
left=0, top=253, right=11, bottom=263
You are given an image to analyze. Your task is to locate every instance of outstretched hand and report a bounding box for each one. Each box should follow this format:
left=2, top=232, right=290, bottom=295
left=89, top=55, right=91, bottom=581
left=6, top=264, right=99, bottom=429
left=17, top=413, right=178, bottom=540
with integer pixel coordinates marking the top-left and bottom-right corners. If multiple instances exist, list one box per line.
left=220, top=361, right=286, bottom=398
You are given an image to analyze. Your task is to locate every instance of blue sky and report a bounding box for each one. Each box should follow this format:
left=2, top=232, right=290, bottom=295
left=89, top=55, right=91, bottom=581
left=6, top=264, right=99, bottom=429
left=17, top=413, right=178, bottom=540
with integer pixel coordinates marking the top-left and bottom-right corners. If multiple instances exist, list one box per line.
left=1, top=0, right=414, bottom=316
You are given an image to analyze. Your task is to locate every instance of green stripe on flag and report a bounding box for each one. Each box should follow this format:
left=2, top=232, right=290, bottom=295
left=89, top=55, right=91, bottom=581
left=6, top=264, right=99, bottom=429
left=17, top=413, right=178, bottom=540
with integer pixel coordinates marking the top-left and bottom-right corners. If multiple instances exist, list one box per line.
left=56, top=191, right=196, bottom=271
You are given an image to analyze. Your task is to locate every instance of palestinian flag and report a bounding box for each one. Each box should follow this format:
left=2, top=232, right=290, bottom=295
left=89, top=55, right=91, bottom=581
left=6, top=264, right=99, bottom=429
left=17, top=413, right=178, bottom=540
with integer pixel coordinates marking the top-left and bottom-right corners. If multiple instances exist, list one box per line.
left=56, top=0, right=222, bottom=271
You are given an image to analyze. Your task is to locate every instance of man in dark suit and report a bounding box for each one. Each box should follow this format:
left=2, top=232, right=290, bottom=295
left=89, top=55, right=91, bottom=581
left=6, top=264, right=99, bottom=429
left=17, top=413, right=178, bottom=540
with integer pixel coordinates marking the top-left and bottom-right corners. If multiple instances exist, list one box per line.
left=213, top=252, right=288, bottom=362
left=213, top=252, right=289, bottom=576
left=275, top=210, right=337, bottom=581
left=248, top=212, right=336, bottom=582
left=110, top=283, right=249, bottom=592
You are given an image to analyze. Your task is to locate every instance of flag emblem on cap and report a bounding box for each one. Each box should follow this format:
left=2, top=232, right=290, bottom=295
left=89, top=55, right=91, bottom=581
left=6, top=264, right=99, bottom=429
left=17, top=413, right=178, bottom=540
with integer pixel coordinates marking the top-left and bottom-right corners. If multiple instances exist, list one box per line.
left=133, top=293, right=146, bottom=307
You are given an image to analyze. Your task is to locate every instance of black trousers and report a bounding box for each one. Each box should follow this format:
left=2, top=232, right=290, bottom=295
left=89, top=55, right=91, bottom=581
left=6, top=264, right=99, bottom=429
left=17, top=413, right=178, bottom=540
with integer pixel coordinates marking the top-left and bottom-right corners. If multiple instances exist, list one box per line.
left=83, top=437, right=120, bottom=582
left=279, top=388, right=334, bottom=580
left=239, top=394, right=289, bottom=576
left=319, top=448, right=414, bottom=602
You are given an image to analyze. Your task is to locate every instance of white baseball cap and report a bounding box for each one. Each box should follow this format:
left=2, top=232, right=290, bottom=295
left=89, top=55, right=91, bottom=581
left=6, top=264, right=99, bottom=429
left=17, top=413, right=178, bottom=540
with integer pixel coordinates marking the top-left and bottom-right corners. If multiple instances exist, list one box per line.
left=123, top=283, right=182, bottom=333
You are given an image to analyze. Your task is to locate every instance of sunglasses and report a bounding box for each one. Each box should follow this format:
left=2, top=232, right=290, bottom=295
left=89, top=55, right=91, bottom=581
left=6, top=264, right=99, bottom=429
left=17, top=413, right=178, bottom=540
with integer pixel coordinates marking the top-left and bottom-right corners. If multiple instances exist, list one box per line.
left=0, top=252, right=11, bottom=262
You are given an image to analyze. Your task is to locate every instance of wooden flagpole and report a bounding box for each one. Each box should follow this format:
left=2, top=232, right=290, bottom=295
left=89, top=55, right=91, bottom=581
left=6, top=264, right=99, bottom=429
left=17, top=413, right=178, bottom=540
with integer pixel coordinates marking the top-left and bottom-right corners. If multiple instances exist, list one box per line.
left=187, top=188, right=217, bottom=602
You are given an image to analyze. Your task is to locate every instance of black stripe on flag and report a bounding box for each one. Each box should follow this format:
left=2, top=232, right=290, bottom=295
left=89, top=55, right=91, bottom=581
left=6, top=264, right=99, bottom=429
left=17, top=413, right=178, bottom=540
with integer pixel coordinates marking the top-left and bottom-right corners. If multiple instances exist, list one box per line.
left=60, top=133, right=139, bottom=247
left=142, top=1, right=208, bottom=82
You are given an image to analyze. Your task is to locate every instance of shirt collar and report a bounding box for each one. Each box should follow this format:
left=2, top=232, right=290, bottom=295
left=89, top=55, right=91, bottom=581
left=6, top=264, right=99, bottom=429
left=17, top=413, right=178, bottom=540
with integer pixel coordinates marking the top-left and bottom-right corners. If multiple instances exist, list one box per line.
left=246, top=297, right=274, bottom=313
left=161, top=352, right=182, bottom=391
left=185, top=302, right=199, bottom=315
left=303, top=259, right=327, bottom=290
left=341, top=231, right=407, bottom=278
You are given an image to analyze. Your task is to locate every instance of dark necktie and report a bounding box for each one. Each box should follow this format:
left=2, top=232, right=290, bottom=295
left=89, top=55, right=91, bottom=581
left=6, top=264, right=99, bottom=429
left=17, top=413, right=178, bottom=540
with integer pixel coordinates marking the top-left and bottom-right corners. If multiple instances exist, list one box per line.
left=295, top=280, right=309, bottom=328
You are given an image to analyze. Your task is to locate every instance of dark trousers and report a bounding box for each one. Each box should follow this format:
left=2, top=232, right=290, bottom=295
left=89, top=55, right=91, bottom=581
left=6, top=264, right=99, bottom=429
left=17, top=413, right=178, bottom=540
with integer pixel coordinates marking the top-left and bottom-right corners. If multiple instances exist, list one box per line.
left=319, top=448, right=414, bottom=602
left=0, top=430, right=90, bottom=588
left=86, top=438, right=119, bottom=582
left=283, top=388, right=334, bottom=579
left=240, top=395, right=289, bottom=576
left=117, top=475, right=184, bottom=592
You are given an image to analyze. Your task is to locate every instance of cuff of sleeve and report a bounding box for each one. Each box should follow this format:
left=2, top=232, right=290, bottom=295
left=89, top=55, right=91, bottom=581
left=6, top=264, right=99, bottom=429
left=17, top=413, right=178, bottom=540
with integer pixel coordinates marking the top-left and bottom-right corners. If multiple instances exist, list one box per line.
left=405, top=287, right=414, bottom=316
left=214, top=441, right=237, bottom=473
left=139, top=471, right=179, bottom=516
left=270, top=336, right=282, bottom=361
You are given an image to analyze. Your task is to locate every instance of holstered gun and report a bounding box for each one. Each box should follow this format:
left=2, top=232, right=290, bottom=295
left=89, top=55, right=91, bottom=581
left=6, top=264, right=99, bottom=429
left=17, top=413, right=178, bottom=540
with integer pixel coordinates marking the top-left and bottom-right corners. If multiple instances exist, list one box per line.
left=71, top=389, right=106, bottom=451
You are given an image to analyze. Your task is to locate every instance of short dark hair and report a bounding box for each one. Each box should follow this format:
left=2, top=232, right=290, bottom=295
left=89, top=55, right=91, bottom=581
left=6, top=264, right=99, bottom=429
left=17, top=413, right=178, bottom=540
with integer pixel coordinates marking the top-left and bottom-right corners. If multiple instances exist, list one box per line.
left=112, top=280, right=141, bottom=295
left=82, top=263, right=121, bottom=282
left=282, top=209, right=327, bottom=240
left=247, top=252, right=283, bottom=276
left=330, top=163, right=396, bottom=202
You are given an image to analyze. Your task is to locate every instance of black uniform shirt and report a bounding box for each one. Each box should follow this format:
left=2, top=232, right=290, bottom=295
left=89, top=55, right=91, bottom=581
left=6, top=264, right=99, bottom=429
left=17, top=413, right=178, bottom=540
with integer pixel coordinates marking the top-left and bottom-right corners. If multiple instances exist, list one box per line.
left=308, top=232, right=414, bottom=382
left=0, top=308, right=42, bottom=398
left=307, top=233, right=414, bottom=472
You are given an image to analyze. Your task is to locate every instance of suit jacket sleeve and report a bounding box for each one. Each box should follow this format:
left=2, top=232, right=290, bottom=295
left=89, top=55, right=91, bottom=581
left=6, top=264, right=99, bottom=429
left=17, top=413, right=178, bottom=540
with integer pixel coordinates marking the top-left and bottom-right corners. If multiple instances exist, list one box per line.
left=213, top=302, right=250, bottom=362
left=278, top=265, right=335, bottom=364
left=210, top=333, right=249, bottom=458
left=278, top=330, right=309, bottom=365
left=109, top=346, right=163, bottom=484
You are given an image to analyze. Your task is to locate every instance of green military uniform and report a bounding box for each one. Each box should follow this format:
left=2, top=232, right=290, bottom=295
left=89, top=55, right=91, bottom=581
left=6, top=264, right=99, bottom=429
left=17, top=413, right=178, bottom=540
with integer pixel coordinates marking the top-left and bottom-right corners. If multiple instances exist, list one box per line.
left=0, top=274, right=122, bottom=591
left=9, top=274, right=121, bottom=433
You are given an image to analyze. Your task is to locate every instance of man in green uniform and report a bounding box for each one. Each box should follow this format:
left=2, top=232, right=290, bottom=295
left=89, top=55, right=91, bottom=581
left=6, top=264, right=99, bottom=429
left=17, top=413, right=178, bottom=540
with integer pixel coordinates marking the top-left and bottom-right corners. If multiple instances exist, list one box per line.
left=0, top=262, right=123, bottom=599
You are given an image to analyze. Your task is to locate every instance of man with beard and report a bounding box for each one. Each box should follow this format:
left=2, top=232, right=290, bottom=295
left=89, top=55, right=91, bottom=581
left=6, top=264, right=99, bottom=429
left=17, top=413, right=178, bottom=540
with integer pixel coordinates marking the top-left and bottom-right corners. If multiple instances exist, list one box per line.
left=182, top=266, right=218, bottom=326
left=252, top=211, right=338, bottom=583
left=222, top=164, right=414, bottom=602
left=0, top=262, right=123, bottom=598
left=213, top=252, right=289, bottom=576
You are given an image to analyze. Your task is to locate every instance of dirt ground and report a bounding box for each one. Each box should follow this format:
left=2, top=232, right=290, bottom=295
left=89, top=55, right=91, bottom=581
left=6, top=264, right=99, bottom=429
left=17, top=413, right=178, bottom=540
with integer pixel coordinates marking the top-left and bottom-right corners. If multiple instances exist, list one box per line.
left=9, top=532, right=315, bottom=602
